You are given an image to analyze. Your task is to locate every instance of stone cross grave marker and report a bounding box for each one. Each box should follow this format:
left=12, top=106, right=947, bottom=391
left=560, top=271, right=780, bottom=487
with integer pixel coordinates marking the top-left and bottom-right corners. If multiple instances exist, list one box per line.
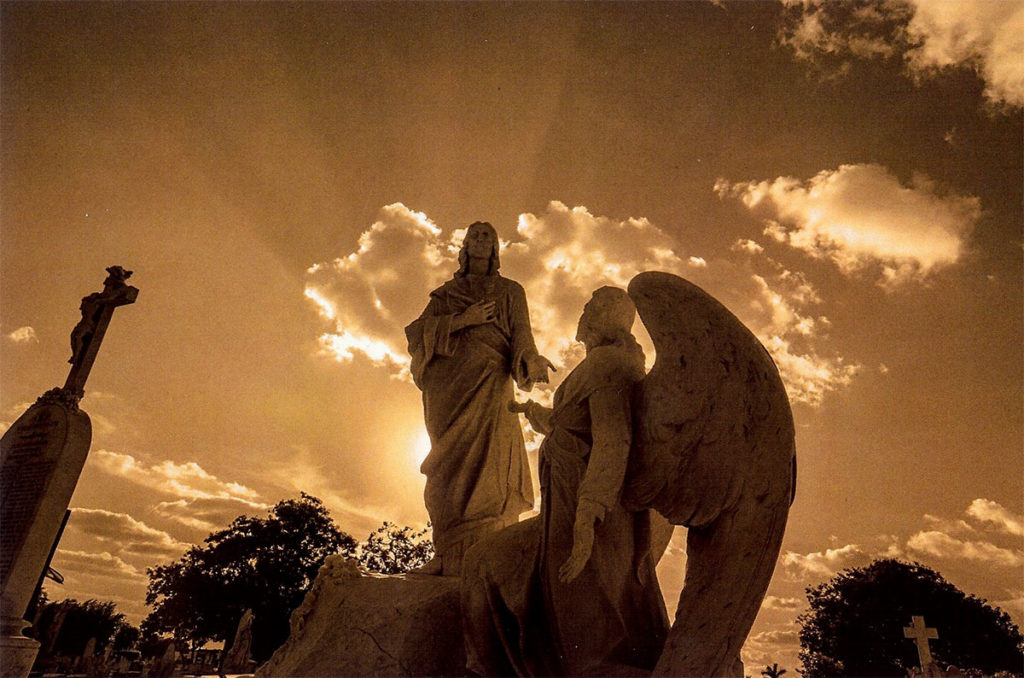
left=904, top=615, right=939, bottom=671
left=0, top=266, right=138, bottom=678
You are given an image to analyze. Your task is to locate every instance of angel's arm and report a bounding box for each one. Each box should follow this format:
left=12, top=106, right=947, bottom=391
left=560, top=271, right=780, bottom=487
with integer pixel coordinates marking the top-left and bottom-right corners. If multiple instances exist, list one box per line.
left=509, top=399, right=553, bottom=436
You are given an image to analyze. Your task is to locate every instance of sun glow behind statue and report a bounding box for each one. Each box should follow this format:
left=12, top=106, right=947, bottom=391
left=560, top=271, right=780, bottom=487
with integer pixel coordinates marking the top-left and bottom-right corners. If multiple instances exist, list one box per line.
left=411, top=428, right=431, bottom=468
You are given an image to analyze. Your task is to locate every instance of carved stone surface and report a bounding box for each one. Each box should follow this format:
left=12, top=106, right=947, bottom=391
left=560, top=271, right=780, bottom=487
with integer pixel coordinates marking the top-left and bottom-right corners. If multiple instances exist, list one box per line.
left=257, top=556, right=465, bottom=678
left=0, top=395, right=92, bottom=676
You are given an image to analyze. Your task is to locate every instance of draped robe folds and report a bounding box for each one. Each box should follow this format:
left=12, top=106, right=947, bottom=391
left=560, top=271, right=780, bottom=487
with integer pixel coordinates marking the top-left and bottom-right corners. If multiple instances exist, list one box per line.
left=405, top=274, right=539, bottom=567
left=462, top=344, right=669, bottom=677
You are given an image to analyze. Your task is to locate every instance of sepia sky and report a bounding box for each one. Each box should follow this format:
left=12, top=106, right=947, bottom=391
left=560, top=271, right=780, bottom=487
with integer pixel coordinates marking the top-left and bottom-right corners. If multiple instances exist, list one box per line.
left=2, top=1, right=1021, bottom=668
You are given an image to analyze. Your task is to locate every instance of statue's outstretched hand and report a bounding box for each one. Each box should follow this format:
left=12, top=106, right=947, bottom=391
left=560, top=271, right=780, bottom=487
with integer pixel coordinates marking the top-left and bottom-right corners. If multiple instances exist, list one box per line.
left=559, top=503, right=601, bottom=583
left=525, top=354, right=556, bottom=386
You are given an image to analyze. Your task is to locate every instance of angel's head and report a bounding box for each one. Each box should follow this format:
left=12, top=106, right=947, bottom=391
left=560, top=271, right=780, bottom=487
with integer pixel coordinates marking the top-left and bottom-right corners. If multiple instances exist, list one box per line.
left=456, top=221, right=500, bottom=277
left=576, top=286, right=637, bottom=350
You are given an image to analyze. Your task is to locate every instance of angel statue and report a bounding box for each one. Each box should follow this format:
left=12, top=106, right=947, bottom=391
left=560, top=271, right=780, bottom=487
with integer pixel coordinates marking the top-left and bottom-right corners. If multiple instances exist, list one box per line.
left=461, top=272, right=796, bottom=677
left=405, top=221, right=555, bottom=576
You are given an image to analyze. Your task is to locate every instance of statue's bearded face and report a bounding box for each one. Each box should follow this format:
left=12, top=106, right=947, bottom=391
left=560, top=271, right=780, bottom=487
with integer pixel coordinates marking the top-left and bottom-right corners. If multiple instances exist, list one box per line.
left=465, top=225, right=496, bottom=260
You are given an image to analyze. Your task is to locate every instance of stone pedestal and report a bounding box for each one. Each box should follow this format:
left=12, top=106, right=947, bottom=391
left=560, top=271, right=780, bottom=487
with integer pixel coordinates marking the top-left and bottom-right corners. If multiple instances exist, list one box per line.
left=0, top=616, right=39, bottom=678
left=0, top=389, right=92, bottom=678
left=257, top=556, right=465, bottom=678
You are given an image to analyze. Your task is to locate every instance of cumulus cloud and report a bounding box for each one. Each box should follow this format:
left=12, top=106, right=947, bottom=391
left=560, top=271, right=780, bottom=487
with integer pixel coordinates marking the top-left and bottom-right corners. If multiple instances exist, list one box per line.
left=716, top=164, right=980, bottom=286
left=92, top=449, right=262, bottom=503
left=905, top=0, right=1024, bottom=108
left=52, top=549, right=148, bottom=582
left=304, top=204, right=451, bottom=373
left=906, top=530, right=1024, bottom=568
left=780, top=543, right=868, bottom=581
left=153, top=496, right=270, bottom=532
left=306, top=201, right=859, bottom=406
left=66, top=508, right=188, bottom=559
left=966, top=498, right=1024, bottom=536
left=779, top=0, right=1024, bottom=108
left=762, top=595, right=803, bottom=611
left=922, top=513, right=977, bottom=537
left=994, top=589, right=1024, bottom=621
left=742, top=625, right=802, bottom=669
left=5, top=326, right=37, bottom=343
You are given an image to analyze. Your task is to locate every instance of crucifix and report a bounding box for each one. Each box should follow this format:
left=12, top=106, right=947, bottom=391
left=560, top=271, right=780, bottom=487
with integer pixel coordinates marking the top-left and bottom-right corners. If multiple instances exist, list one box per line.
left=904, top=615, right=939, bottom=670
left=63, top=266, right=139, bottom=397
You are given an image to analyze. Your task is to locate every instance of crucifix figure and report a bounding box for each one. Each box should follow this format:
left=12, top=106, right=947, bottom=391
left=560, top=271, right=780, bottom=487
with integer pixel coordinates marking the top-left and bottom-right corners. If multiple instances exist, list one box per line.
left=64, top=266, right=139, bottom=397
left=904, top=615, right=939, bottom=670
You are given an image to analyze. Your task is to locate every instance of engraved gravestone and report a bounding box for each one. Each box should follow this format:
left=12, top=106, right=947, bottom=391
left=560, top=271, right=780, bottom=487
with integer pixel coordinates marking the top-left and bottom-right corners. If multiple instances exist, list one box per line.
left=0, top=266, right=137, bottom=678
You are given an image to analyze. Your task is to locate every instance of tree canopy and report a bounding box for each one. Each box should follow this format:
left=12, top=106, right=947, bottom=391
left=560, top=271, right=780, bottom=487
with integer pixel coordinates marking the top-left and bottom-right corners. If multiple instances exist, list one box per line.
left=145, top=493, right=356, bottom=661
left=798, top=559, right=1023, bottom=677
left=357, top=521, right=433, bottom=575
left=143, top=494, right=436, bottom=663
left=31, top=597, right=137, bottom=661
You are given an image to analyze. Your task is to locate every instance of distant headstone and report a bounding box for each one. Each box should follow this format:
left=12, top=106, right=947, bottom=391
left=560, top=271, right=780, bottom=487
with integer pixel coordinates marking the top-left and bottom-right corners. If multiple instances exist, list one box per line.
left=78, top=636, right=97, bottom=674
left=151, top=643, right=176, bottom=678
left=0, top=266, right=137, bottom=678
left=153, top=640, right=177, bottom=678
left=221, top=609, right=255, bottom=674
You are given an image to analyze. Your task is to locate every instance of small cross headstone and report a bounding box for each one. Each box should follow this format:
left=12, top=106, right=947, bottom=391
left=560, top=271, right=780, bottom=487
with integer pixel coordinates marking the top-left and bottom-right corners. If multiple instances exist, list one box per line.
left=904, top=615, right=939, bottom=670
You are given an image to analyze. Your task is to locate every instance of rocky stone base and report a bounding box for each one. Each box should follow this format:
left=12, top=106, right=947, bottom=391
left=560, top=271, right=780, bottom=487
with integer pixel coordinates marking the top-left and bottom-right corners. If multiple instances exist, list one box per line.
left=256, top=556, right=466, bottom=678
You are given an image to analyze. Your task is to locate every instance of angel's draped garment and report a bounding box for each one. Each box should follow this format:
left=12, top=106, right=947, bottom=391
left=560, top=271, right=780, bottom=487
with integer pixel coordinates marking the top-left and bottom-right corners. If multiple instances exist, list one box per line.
left=462, top=343, right=669, bottom=677
left=405, top=273, right=539, bottom=562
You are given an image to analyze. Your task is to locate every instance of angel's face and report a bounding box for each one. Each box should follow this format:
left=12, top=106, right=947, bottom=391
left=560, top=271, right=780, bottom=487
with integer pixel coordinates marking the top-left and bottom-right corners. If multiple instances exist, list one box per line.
left=575, top=298, right=600, bottom=347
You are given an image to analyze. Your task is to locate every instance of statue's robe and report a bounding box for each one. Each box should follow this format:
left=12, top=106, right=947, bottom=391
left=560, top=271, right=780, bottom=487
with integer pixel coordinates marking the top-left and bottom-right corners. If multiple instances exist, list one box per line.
left=405, top=274, right=538, bottom=570
left=462, top=344, right=669, bottom=677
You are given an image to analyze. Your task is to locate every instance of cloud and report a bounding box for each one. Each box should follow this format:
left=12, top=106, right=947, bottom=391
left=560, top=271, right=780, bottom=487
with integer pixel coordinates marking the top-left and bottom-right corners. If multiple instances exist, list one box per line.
left=92, top=449, right=262, bottom=503
left=994, top=590, right=1024, bottom=621
left=904, top=0, right=1024, bottom=108
left=922, top=513, right=977, bottom=537
left=52, top=549, right=148, bottom=582
left=762, top=595, right=803, bottom=611
left=742, top=625, right=802, bottom=670
left=153, top=496, right=270, bottom=532
left=906, top=530, right=1024, bottom=568
left=66, top=508, right=188, bottom=559
left=5, top=326, right=37, bottom=343
left=778, top=0, right=1024, bottom=108
left=304, top=204, right=451, bottom=372
left=780, top=543, right=868, bottom=581
left=966, top=498, right=1024, bottom=536
left=716, top=164, right=980, bottom=286
left=306, top=201, right=859, bottom=406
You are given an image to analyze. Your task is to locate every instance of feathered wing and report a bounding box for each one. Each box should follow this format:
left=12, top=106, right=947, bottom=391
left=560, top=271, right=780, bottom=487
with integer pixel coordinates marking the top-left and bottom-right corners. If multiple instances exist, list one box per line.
left=625, top=271, right=796, bottom=677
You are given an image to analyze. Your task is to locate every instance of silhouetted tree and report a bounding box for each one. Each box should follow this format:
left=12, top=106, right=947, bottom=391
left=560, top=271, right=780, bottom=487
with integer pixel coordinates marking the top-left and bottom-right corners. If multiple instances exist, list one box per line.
left=761, top=662, right=787, bottom=678
left=31, top=598, right=137, bottom=664
left=798, top=559, right=1023, bottom=677
left=144, top=494, right=356, bottom=662
left=357, top=522, right=434, bottom=574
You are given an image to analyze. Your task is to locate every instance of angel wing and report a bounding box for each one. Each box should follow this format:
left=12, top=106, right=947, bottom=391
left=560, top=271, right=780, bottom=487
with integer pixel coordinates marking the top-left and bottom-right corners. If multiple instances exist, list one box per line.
left=625, top=271, right=796, bottom=677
